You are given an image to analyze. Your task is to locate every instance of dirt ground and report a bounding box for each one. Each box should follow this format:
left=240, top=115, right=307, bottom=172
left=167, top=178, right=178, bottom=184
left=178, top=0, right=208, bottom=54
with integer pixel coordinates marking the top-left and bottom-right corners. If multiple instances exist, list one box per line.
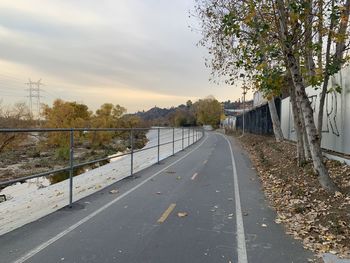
left=0, top=134, right=148, bottom=186
left=231, top=132, right=350, bottom=258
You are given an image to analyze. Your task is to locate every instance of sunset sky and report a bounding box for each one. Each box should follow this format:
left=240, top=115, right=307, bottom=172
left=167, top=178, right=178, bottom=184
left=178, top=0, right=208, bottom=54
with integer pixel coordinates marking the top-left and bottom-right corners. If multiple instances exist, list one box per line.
left=0, top=0, right=251, bottom=113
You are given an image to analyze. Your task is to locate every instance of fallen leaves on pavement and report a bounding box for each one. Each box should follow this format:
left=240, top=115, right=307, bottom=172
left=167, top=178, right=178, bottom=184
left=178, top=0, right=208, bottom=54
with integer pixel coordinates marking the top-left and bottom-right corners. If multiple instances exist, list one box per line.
left=235, top=133, right=350, bottom=258
left=177, top=212, right=188, bottom=218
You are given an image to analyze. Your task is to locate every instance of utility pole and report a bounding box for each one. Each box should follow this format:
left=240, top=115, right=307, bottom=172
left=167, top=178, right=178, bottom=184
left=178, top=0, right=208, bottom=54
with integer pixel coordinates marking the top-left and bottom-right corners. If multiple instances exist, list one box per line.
left=242, top=85, right=248, bottom=136
left=25, top=79, right=44, bottom=122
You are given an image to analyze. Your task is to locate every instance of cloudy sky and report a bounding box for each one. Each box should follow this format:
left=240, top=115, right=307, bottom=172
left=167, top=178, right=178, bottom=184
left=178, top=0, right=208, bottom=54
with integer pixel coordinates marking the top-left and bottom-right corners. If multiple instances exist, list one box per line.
left=0, top=0, right=249, bottom=113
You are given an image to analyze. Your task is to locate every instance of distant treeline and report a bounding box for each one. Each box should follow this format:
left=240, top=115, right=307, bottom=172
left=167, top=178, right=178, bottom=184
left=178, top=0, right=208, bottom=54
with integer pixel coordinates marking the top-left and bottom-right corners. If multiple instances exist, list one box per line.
left=0, top=100, right=147, bottom=156
left=134, top=96, right=223, bottom=128
left=0, top=96, right=223, bottom=154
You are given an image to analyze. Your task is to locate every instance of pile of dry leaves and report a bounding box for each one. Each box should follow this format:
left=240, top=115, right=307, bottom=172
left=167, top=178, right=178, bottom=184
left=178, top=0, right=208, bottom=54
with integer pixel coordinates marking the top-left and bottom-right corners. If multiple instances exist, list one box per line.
left=235, top=133, right=350, bottom=258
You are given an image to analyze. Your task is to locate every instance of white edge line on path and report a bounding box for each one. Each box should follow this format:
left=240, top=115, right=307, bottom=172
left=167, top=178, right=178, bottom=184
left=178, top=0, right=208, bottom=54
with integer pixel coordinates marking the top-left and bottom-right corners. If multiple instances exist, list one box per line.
left=13, top=134, right=209, bottom=263
left=218, top=133, right=248, bottom=263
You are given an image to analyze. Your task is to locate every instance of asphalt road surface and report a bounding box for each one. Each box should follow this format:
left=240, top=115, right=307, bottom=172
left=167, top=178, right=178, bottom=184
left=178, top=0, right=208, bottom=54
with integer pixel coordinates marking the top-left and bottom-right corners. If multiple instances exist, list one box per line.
left=0, top=132, right=316, bottom=263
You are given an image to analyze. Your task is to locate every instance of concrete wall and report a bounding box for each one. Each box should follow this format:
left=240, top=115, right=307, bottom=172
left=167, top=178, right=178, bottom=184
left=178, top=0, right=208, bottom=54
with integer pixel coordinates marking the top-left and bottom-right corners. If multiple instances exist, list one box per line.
left=281, top=66, right=350, bottom=155
left=253, top=91, right=267, bottom=107
left=222, top=116, right=236, bottom=129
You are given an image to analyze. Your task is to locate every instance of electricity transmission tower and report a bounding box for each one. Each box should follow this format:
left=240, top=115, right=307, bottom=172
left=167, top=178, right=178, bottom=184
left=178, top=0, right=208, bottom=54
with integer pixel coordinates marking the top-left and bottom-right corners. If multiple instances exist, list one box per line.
left=25, top=79, right=44, bottom=120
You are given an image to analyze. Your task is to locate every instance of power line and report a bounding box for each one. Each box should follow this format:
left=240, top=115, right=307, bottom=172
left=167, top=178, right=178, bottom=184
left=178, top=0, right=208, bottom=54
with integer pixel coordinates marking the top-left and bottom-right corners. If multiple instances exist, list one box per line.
left=0, top=74, right=24, bottom=82
left=0, top=89, right=25, bottom=95
left=42, top=89, right=62, bottom=100
left=0, top=94, right=25, bottom=98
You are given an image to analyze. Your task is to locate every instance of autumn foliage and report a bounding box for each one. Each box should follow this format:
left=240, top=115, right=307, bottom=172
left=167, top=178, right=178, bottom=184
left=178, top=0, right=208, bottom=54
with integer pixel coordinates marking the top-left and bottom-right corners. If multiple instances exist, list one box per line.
left=41, top=99, right=145, bottom=158
left=0, top=102, right=32, bottom=153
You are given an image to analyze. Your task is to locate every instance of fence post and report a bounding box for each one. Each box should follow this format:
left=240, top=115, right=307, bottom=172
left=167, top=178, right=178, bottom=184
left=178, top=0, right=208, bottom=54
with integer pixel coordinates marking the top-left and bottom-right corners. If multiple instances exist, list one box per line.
left=172, top=127, right=175, bottom=156
left=157, top=128, right=160, bottom=164
left=193, top=128, right=194, bottom=144
left=190, top=128, right=192, bottom=144
left=182, top=127, right=184, bottom=150
left=69, top=129, right=74, bottom=208
left=188, top=128, right=190, bottom=147
left=130, top=128, right=134, bottom=176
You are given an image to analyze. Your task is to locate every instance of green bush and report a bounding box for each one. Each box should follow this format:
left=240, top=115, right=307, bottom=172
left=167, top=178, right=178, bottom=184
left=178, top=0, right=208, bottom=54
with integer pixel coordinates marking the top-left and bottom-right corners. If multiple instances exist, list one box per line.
left=55, top=146, right=70, bottom=161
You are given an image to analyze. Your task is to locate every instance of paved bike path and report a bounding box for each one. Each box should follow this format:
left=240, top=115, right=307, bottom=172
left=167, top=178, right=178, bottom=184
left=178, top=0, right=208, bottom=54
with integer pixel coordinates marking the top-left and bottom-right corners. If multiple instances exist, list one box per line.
left=0, top=132, right=315, bottom=262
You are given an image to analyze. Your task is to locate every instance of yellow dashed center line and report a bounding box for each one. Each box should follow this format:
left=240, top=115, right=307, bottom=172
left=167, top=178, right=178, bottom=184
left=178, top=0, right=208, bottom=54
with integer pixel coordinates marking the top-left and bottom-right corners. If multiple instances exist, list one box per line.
left=157, top=203, right=176, bottom=223
left=191, top=173, right=198, bottom=180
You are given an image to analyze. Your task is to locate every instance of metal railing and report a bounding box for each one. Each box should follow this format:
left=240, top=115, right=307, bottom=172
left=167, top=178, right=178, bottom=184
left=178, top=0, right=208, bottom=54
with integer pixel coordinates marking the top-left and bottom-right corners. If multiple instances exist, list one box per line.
left=0, top=127, right=204, bottom=207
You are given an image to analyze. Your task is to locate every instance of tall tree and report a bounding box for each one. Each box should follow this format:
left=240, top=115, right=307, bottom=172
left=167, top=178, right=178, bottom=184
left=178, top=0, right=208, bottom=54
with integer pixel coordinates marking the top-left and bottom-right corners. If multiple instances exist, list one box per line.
left=42, top=99, right=91, bottom=147
left=195, top=0, right=285, bottom=142
left=194, top=0, right=345, bottom=192
left=273, top=0, right=339, bottom=192
left=193, top=96, right=222, bottom=128
left=89, top=103, right=127, bottom=146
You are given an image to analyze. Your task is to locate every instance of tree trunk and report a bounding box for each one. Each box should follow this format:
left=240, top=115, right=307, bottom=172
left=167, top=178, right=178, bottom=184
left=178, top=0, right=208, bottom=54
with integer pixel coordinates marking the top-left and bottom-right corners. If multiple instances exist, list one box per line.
left=276, top=0, right=338, bottom=192
left=317, top=0, right=323, bottom=70
left=296, top=92, right=312, bottom=160
left=268, top=97, right=284, bottom=142
left=335, top=0, right=350, bottom=62
left=304, top=0, right=316, bottom=80
left=286, top=52, right=338, bottom=192
left=302, top=123, right=311, bottom=160
left=317, top=2, right=333, bottom=138
left=287, top=69, right=309, bottom=163
left=317, top=74, right=329, bottom=138
left=289, top=85, right=306, bottom=165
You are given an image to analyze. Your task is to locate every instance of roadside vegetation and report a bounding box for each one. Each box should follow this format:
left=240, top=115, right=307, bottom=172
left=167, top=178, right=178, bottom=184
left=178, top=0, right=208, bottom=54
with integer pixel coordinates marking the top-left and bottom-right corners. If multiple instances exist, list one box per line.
left=0, top=96, right=223, bottom=185
left=0, top=101, right=33, bottom=154
left=194, top=0, right=350, bottom=258
left=233, top=132, right=350, bottom=258
left=194, top=0, right=350, bottom=192
left=0, top=99, right=148, bottom=185
left=170, top=96, right=223, bottom=128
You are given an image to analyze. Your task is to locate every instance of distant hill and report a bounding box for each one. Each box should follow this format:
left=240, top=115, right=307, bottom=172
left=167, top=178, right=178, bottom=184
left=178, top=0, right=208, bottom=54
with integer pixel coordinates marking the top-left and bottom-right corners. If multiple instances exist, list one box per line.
left=133, top=100, right=253, bottom=126
left=133, top=105, right=189, bottom=126
left=135, top=106, right=177, bottom=121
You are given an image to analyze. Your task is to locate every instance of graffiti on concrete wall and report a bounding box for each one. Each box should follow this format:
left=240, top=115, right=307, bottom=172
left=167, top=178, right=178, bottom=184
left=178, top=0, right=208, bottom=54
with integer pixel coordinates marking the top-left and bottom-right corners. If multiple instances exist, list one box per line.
left=323, top=91, right=340, bottom=136
left=307, top=89, right=340, bottom=136
left=309, top=95, right=317, bottom=113
left=281, top=66, right=350, bottom=155
left=290, top=92, right=340, bottom=136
